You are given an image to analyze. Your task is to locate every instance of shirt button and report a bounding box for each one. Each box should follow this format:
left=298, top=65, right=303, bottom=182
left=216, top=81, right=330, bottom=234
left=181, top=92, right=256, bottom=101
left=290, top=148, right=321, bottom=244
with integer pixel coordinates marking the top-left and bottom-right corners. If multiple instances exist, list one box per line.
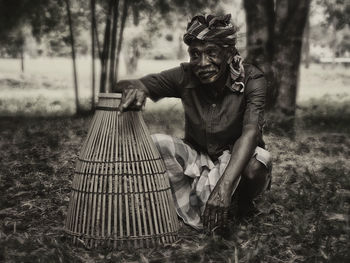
left=212, top=104, right=216, bottom=108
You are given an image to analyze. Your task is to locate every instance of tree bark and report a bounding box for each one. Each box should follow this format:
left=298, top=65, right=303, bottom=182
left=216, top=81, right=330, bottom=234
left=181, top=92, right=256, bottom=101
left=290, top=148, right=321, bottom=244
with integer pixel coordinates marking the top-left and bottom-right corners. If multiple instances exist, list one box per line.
left=115, top=0, right=129, bottom=81
left=90, top=0, right=96, bottom=110
left=273, top=0, right=310, bottom=116
left=99, top=0, right=114, bottom=93
left=65, top=0, right=80, bottom=114
left=108, top=0, right=120, bottom=92
left=303, top=14, right=310, bottom=68
left=244, top=0, right=311, bottom=134
left=244, top=0, right=276, bottom=109
left=94, top=22, right=102, bottom=60
left=20, top=42, right=24, bottom=73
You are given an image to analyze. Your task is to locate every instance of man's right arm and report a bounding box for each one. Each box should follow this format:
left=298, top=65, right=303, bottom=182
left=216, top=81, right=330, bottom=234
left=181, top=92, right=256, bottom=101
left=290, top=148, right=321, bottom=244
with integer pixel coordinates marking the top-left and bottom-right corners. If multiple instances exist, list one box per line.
left=112, top=64, right=187, bottom=111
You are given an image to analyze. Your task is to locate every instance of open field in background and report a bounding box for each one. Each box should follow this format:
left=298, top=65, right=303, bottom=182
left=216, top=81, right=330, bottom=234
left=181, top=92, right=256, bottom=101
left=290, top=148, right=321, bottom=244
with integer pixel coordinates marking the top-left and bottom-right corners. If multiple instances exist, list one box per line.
left=0, top=57, right=349, bottom=116
left=0, top=58, right=349, bottom=262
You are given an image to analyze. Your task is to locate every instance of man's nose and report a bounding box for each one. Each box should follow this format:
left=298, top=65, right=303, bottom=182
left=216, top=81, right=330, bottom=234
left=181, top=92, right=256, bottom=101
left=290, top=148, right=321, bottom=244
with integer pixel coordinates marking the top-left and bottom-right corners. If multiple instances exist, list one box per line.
left=199, top=54, right=210, bottom=67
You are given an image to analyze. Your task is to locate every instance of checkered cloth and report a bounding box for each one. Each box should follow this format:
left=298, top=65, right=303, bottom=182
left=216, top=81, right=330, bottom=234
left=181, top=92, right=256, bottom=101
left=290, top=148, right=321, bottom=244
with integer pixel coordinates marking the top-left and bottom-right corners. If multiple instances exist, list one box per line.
left=151, top=134, right=271, bottom=230
left=183, top=14, right=237, bottom=47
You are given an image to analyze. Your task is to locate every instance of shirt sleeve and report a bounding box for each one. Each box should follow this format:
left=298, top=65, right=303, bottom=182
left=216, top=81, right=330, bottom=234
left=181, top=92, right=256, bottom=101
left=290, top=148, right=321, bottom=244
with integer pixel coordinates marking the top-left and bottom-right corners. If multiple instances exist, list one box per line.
left=242, top=66, right=266, bottom=131
left=139, top=65, right=185, bottom=101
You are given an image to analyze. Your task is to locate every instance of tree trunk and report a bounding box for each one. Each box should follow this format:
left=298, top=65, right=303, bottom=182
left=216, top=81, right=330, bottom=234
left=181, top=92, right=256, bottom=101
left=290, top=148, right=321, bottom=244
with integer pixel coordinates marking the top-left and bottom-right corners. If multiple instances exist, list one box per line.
left=99, top=0, right=114, bottom=93
left=108, top=0, right=120, bottom=91
left=303, top=15, right=310, bottom=68
left=244, top=0, right=311, bottom=134
left=20, top=43, right=24, bottom=73
left=115, top=0, right=129, bottom=81
left=273, top=0, right=310, bottom=116
left=94, top=22, right=102, bottom=60
left=244, top=0, right=276, bottom=110
left=65, top=0, right=80, bottom=114
left=91, top=0, right=96, bottom=110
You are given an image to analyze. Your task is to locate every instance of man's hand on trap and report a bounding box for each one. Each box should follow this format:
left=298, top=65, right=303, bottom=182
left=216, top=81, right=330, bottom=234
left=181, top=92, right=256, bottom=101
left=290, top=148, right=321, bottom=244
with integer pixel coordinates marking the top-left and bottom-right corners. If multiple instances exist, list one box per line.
left=113, top=80, right=148, bottom=112
left=203, top=180, right=232, bottom=234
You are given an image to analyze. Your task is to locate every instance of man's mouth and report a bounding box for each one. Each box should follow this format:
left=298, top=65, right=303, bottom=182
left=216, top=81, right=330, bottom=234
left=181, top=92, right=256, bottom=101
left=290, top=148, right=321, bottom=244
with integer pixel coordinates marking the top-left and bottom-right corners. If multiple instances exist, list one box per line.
left=198, top=71, right=217, bottom=79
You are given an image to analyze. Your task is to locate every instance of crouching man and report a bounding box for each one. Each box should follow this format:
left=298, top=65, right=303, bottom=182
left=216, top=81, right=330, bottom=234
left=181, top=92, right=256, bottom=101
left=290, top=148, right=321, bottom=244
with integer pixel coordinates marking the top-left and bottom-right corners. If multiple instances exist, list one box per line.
left=113, top=14, right=272, bottom=232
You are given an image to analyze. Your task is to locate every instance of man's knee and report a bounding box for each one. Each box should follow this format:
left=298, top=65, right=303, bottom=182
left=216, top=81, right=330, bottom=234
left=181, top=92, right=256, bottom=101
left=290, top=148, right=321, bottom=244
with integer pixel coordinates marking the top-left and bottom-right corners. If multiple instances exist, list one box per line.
left=242, top=157, right=269, bottom=182
left=151, top=133, right=174, bottom=154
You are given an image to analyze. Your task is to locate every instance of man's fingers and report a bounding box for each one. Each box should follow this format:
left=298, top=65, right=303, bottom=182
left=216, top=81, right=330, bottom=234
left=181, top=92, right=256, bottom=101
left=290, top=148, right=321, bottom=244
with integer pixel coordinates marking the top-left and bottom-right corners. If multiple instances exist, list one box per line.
left=135, top=90, right=146, bottom=108
left=222, top=208, right=228, bottom=229
left=120, top=88, right=136, bottom=112
left=209, top=208, right=216, bottom=232
left=217, top=208, right=223, bottom=230
left=203, top=206, right=210, bottom=230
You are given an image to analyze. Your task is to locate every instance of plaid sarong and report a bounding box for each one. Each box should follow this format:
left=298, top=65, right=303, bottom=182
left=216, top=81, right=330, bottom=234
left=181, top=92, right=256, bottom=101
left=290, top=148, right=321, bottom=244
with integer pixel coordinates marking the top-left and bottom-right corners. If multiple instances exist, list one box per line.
left=151, top=134, right=271, bottom=230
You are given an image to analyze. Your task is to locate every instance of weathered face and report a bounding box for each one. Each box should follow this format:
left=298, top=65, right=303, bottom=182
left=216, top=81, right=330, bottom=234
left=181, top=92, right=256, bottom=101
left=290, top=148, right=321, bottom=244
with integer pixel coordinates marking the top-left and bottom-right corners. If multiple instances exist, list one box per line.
left=188, top=40, right=230, bottom=84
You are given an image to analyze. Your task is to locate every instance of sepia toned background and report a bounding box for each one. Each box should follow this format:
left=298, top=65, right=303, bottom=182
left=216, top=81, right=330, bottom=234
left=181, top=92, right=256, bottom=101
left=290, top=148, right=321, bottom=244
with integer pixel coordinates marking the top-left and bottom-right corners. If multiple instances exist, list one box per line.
left=0, top=0, right=349, bottom=262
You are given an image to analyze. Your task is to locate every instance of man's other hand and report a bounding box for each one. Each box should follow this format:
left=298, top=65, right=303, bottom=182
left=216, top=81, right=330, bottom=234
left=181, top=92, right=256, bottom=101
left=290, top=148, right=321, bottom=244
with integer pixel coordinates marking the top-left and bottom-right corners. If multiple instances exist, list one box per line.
left=203, top=180, right=232, bottom=234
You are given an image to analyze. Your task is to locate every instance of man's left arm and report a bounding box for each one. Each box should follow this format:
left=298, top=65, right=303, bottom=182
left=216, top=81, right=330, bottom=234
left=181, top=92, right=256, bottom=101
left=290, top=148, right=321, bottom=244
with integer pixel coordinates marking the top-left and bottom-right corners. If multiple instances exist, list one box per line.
left=203, top=69, right=267, bottom=231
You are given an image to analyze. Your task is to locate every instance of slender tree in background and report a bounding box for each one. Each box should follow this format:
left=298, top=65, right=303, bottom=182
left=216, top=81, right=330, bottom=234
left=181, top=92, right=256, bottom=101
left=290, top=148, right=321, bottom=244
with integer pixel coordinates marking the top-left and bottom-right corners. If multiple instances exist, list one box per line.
left=243, top=0, right=311, bottom=133
left=303, top=14, right=310, bottom=69
left=114, top=0, right=129, bottom=81
left=91, top=0, right=96, bottom=110
left=64, top=0, right=81, bottom=114
left=99, top=0, right=113, bottom=93
left=108, top=0, right=120, bottom=90
left=20, top=41, right=24, bottom=72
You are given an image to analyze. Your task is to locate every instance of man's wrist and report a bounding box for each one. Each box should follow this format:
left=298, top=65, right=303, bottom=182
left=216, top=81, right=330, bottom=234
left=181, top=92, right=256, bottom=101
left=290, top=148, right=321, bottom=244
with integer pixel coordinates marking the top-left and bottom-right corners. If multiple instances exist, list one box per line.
left=220, top=175, right=236, bottom=193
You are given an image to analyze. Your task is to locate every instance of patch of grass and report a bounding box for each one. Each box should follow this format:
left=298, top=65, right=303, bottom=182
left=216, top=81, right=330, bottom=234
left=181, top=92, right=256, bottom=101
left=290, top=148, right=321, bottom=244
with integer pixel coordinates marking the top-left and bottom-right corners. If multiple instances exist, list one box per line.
left=297, top=95, right=350, bottom=133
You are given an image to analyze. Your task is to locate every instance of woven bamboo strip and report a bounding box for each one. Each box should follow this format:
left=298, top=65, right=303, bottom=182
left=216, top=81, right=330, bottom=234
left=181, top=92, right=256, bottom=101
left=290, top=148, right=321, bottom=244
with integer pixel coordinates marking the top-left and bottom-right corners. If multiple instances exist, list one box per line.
left=113, top=112, right=119, bottom=248
left=131, top=121, right=149, bottom=248
left=118, top=114, right=124, bottom=246
left=72, top=164, right=83, bottom=244
left=90, top=111, right=108, bottom=246
left=86, top=111, right=105, bottom=245
left=129, top=125, right=143, bottom=248
left=140, top=114, right=178, bottom=240
left=107, top=111, right=115, bottom=247
left=133, top=114, right=165, bottom=245
left=138, top=130, right=156, bottom=246
left=131, top=114, right=154, bottom=246
left=104, top=102, right=113, bottom=246
left=134, top=122, right=164, bottom=243
left=100, top=111, right=111, bottom=244
left=135, top=115, right=168, bottom=243
left=124, top=116, right=137, bottom=247
left=98, top=111, right=111, bottom=246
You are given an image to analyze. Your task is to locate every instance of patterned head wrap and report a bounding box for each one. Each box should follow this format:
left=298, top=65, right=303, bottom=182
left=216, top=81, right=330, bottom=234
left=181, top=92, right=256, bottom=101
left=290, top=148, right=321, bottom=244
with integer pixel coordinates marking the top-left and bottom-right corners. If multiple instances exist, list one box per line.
left=184, top=14, right=245, bottom=93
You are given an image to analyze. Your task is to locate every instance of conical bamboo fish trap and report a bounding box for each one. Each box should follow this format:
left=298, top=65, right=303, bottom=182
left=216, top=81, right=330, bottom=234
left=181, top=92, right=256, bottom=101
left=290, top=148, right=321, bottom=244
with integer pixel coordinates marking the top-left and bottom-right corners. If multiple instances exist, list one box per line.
left=64, top=93, right=179, bottom=249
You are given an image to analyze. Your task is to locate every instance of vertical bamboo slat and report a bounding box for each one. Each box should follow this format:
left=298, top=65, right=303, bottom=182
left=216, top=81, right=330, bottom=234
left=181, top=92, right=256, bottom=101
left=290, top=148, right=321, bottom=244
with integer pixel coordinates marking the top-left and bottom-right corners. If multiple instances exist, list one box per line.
left=64, top=93, right=179, bottom=248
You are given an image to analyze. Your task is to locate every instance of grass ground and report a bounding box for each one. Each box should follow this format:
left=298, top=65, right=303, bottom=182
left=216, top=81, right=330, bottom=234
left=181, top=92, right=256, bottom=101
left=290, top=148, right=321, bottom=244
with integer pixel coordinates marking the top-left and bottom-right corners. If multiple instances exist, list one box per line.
left=0, top=58, right=349, bottom=262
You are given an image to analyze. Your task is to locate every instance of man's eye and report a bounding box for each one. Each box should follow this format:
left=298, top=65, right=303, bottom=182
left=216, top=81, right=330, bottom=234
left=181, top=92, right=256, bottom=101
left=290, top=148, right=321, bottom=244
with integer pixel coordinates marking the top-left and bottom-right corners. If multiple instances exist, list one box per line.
left=206, top=49, right=218, bottom=57
left=190, top=51, right=200, bottom=59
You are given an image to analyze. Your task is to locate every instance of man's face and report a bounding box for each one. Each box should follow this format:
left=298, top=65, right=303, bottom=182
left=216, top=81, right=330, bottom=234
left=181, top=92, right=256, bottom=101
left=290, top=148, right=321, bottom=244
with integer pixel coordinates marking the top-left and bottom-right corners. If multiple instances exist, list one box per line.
left=188, top=41, right=230, bottom=84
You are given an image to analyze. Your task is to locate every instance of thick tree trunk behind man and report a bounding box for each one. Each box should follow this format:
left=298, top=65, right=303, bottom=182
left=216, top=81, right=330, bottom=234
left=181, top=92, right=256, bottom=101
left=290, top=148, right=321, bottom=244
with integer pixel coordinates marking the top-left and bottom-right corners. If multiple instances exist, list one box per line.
left=244, top=0, right=311, bottom=133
